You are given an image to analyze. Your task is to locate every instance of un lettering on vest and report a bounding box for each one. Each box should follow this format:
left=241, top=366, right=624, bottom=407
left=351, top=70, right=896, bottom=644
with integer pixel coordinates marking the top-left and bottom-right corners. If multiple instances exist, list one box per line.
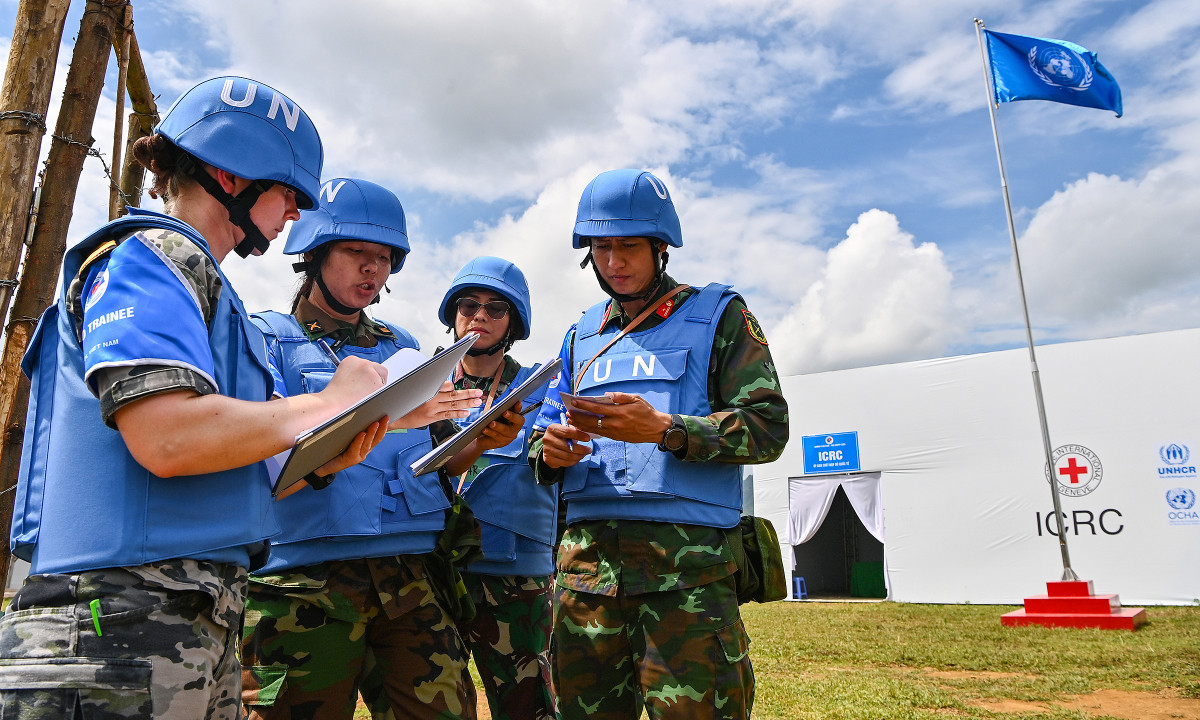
left=578, top=351, right=685, bottom=386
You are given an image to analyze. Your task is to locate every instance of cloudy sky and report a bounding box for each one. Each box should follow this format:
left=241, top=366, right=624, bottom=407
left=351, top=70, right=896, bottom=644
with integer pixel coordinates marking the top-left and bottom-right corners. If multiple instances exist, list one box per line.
left=3, top=0, right=1199, bottom=375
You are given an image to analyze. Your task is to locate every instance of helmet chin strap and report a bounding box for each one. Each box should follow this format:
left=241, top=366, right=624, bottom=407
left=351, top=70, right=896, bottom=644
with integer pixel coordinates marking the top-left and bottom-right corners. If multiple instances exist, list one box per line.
left=292, top=242, right=385, bottom=316
left=580, top=247, right=670, bottom=305
left=313, top=273, right=365, bottom=317
left=177, top=154, right=273, bottom=258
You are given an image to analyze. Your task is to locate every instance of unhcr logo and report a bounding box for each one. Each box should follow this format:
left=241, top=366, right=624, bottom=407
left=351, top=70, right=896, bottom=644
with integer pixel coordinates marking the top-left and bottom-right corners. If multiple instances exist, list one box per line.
left=1158, top=443, right=1196, bottom=478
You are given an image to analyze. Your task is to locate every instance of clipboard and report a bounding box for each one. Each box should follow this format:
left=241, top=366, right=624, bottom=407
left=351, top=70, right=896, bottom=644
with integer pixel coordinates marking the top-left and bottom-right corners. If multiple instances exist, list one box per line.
left=408, top=356, right=562, bottom=477
left=272, top=333, right=477, bottom=497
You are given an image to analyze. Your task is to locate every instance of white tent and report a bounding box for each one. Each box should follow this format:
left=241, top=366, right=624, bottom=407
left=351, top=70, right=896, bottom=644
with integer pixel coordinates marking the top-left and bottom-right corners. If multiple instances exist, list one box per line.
left=753, top=328, right=1200, bottom=605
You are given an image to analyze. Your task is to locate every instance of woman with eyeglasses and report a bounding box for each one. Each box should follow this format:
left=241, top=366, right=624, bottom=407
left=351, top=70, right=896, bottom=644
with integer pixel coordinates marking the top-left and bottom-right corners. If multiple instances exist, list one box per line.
left=238, top=177, right=491, bottom=720
left=393, top=257, right=559, bottom=720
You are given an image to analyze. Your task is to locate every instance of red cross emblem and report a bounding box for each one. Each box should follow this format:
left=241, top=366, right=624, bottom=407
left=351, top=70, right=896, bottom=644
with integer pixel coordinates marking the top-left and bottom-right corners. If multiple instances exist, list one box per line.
left=1058, top=456, right=1089, bottom=484
left=1047, top=445, right=1103, bottom=497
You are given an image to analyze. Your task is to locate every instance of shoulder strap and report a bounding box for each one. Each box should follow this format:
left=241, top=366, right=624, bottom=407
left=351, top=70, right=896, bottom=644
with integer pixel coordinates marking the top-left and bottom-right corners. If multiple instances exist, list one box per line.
left=250, top=310, right=306, bottom=341
left=575, top=300, right=610, bottom=341
left=685, top=282, right=734, bottom=325
left=64, top=210, right=215, bottom=295
left=371, top=319, right=419, bottom=350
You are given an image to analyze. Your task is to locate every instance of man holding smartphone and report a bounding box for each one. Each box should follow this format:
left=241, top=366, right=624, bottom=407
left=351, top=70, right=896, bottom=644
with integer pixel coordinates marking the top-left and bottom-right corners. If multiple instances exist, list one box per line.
left=530, top=169, right=789, bottom=720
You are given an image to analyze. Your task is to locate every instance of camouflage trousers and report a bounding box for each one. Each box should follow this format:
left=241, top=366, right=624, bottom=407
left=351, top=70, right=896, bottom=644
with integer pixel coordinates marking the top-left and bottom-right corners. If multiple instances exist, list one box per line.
left=359, top=574, right=556, bottom=720
left=553, top=574, right=753, bottom=720
left=0, top=560, right=247, bottom=720
left=240, top=555, right=472, bottom=720
left=459, top=573, right=556, bottom=720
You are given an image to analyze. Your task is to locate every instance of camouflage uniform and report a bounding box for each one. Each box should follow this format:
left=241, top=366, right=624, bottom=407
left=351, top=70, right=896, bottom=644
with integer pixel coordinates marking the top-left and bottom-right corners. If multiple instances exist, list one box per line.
left=455, top=358, right=557, bottom=720
left=530, top=275, right=788, bottom=720
left=0, top=230, right=255, bottom=720
left=360, top=356, right=558, bottom=720
left=240, top=301, right=474, bottom=720
left=0, top=561, right=246, bottom=720
left=241, top=556, right=472, bottom=720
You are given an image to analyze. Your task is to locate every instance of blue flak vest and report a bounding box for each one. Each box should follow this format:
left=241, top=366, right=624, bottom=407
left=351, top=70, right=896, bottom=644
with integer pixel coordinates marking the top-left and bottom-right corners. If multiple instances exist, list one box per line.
left=458, top=364, right=557, bottom=577
left=250, top=311, right=449, bottom=573
left=562, top=283, right=744, bottom=529
left=11, top=208, right=278, bottom=575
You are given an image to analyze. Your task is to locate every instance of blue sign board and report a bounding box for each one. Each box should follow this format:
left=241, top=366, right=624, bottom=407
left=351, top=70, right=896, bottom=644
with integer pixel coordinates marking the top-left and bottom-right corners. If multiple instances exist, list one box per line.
left=802, top=431, right=861, bottom=474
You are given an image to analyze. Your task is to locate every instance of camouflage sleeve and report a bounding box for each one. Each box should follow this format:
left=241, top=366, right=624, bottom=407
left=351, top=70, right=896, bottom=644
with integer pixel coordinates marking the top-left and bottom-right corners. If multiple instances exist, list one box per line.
left=82, top=228, right=225, bottom=427
left=679, top=296, right=789, bottom=465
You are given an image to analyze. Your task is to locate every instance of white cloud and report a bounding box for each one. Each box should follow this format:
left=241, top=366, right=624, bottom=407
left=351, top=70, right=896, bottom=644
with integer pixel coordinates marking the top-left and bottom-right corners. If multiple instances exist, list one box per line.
left=1020, top=167, right=1200, bottom=328
left=8, top=0, right=1200, bottom=383
left=771, top=209, right=954, bottom=373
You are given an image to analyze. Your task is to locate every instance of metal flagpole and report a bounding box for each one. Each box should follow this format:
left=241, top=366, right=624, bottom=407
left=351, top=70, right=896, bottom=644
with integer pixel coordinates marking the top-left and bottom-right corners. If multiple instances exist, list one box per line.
left=974, top=18, right=1078, bottom=582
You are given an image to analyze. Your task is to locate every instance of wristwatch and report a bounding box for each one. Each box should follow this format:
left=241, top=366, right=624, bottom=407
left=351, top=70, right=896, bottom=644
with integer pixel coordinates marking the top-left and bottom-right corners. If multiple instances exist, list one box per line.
left=658, top=418, right=688, bottom=453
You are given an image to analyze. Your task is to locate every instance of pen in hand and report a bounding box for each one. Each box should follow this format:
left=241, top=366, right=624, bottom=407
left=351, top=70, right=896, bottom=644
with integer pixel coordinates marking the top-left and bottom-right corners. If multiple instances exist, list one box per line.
left=318, top=339, right=341, bottom=367
left=561, top=411, right=574, bottom=451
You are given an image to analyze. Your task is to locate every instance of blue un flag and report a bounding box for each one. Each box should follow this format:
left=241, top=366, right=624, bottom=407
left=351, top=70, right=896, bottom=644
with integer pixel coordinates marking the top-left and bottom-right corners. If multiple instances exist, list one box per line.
left=985, top=29, right=1122, bottom=117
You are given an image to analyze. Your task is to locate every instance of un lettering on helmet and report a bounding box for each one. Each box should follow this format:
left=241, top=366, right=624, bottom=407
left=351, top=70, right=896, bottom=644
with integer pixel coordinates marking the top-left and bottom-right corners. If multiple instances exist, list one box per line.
left=284, top=178, right=410, bottom=273
left=155, top=76, right=324, bottom=210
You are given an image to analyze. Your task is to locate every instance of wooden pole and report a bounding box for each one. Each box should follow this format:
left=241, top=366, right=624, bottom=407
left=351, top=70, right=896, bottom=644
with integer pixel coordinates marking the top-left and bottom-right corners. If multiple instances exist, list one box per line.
left=107, top=4, right=131, bottom=220
left=0, top=0, right=72, bottom=344
left=117, top=26, right=158, bottom=210
left=119, top=112, right=145, bottom=207
left=0, top=0, right=125, bottom=589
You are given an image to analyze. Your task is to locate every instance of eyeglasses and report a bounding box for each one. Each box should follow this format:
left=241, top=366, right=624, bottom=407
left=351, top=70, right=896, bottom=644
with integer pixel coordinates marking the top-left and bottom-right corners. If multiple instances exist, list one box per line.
left=456, top=298, right=511, bottom=320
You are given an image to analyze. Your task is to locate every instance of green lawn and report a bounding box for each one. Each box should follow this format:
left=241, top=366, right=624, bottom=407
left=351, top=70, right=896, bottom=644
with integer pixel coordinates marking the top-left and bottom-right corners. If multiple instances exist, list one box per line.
left=744, top=601, right=1200, bottom=720
left=353, top=600, right=1199, bottom=719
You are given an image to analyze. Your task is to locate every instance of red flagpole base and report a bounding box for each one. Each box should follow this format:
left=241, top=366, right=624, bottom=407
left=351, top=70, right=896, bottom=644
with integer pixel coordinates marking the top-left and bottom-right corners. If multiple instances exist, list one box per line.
left=1001, top=580, right=1147, bottom=630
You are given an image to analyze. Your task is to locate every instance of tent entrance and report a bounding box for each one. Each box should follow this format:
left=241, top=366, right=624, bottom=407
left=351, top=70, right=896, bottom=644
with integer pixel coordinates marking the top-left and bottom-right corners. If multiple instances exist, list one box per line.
left=788, top=473, right=886, bottom=599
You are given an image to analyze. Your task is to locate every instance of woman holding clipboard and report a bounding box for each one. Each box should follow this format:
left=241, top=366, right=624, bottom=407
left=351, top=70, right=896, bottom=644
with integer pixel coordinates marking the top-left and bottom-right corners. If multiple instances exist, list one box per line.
left=0, top=77, right=389, bottom=720
left=239, top=178, right=486, bottom=720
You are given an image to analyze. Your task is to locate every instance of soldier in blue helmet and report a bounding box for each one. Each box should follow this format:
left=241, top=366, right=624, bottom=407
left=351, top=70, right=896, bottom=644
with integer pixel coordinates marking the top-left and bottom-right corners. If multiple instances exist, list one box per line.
left=0, top=77, right=393, bottom=720
left=529, top=170, right=790, bottom=720
left=358, top=257, right=556, bottom=720
left=438, top=257, right=558, bottom=720
left=239, top=178, right=498, bottom=720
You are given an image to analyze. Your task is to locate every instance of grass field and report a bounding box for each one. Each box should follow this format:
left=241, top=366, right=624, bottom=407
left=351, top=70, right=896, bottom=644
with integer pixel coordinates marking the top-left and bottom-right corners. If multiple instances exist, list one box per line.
left=744, top=600, right=1200, bottom=720
left=355, top=600, right=1200, bottom=719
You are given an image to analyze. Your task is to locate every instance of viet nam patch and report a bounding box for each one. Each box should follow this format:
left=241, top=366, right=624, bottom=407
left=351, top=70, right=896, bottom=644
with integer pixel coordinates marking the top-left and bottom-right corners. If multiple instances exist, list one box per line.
left=743, top=309, right=767, bottom=345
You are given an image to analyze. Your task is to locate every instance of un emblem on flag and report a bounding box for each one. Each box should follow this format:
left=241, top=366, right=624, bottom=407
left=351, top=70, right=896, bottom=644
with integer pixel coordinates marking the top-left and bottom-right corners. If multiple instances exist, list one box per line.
left=1027, top=45, right=1092, bottom=91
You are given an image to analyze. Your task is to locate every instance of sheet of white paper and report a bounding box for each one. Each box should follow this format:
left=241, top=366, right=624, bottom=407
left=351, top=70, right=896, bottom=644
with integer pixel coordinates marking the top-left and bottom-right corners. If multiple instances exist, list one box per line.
left=288, top=347, right=431, bottom=442
left=265, top=448, right=289, bottom=490
left=380, top=347, right=426, bottom=379
left=272, top=334, right=476, bottom=496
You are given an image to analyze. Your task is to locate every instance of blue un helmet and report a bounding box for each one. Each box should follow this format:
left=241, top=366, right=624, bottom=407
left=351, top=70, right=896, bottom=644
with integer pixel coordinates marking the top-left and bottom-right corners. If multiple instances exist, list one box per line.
left=155, top=76, right=324, bottom=258
left=573, top=169, right=681, bottom=303
left=439, top=257, right=532, bottom=355
left=284, top=178, right=410, bottom=315
left=572, top=169, right=682, bottom=248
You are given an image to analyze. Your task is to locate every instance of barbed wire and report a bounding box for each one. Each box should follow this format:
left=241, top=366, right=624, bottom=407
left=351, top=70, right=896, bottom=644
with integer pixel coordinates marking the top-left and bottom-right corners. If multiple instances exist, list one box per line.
left=0, top=111, right=47, bottom=133
left=46, top=133, right=132, bottom=208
